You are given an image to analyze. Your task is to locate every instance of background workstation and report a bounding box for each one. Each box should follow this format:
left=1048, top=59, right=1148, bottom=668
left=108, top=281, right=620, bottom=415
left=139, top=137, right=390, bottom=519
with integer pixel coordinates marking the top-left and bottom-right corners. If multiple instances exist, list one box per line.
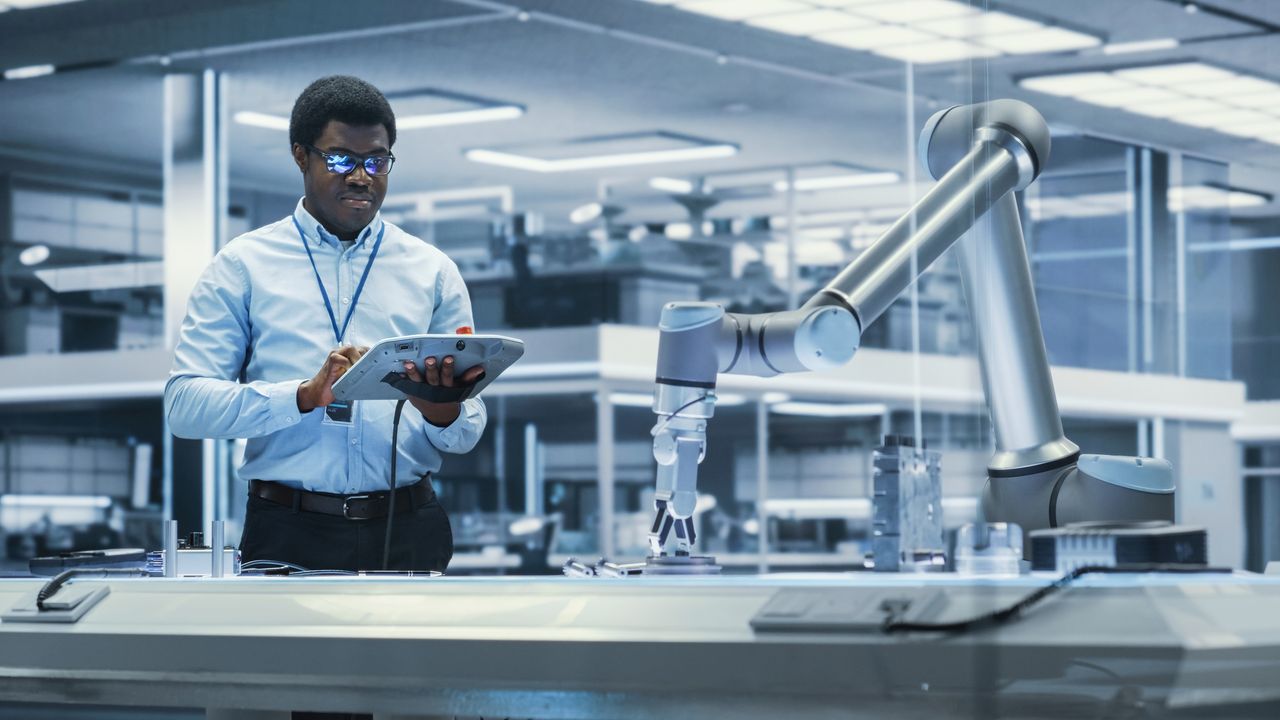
left=0, top=0, right=1277, bottom=577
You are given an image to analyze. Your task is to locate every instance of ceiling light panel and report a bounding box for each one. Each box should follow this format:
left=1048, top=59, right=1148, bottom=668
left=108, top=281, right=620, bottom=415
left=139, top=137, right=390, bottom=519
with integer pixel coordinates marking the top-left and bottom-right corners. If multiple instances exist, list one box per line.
left=814, top=25, right=936, bottom=50
left=1020, top=61, right=1280, bottom=145
left=919, top=11, right=1042, bottom=38
left=977, top=27, right=1101, bottom=53
left=466, top=132, right=738, bottom=173
left=657, top=0, right=1103, bottom=64
left=678, top=0, right=811, bottom=21
left=876, top=39, right=999, bottom=64
left=745, top=9, right=872, bottom=34
left=846, top=0, right=976, bottom=23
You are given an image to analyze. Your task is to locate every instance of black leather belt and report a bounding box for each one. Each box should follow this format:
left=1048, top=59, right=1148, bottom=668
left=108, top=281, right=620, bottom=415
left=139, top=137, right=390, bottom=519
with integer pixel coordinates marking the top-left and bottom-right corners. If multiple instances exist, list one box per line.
left=250, top=479, right=433, bottom=520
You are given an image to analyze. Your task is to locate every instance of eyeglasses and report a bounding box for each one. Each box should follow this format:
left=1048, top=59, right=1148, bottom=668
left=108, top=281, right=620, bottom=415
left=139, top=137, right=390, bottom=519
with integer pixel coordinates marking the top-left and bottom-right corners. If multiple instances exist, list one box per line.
left=304, top=144, right=395, bottom=177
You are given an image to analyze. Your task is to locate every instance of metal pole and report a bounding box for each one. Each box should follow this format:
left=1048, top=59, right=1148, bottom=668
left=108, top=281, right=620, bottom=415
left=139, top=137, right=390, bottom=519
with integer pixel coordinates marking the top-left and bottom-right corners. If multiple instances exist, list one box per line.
left=523, top=422, right=537, bottom=516
left=597, top=388, right=616, bottom=559
left=785, top=166, right=798, bottom=310
left=163, top=519, right=178, bottom=578
left=495, top=396, right=507, bottom=514
left=756, top=399, right=769, bottom=574
left=210, top=520, right=224, bottom=578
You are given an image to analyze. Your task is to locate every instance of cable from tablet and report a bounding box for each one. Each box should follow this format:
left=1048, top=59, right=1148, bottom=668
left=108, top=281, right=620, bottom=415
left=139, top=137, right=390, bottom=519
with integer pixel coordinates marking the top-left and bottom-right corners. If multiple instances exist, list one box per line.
left=383, top=398, right=408, bottom=571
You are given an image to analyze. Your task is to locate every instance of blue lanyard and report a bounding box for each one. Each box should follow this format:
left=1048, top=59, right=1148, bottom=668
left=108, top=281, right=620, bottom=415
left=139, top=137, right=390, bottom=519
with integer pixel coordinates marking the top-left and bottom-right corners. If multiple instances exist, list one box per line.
left=294, top=216, right=385, bottom=344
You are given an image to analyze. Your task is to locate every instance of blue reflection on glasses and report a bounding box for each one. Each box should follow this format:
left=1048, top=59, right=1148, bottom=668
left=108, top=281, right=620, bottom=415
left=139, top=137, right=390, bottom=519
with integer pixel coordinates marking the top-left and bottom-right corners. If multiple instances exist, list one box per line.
left=304, top=145, right=395, bottom=176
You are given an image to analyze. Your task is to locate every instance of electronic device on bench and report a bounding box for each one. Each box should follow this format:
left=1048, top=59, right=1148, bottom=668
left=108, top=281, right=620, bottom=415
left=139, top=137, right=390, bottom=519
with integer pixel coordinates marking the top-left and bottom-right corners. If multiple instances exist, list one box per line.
left=331, top=333, right=524, bottom=402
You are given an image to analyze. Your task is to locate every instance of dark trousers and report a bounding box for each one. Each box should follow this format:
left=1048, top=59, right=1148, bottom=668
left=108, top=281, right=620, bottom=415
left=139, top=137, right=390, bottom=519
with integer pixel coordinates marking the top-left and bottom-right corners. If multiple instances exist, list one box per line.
left=239, top=486, right=454, bottom=573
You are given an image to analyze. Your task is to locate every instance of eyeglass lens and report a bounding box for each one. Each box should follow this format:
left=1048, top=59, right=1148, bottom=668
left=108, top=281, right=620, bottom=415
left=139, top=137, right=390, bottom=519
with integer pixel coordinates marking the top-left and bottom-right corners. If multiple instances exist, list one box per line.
left=322, top=152, right=392, bottom=176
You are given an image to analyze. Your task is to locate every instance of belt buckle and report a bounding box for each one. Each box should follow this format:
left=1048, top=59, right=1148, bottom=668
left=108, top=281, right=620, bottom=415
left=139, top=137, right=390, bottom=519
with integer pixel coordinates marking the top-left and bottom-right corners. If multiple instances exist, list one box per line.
left=342, top=494, right=373, bottom=520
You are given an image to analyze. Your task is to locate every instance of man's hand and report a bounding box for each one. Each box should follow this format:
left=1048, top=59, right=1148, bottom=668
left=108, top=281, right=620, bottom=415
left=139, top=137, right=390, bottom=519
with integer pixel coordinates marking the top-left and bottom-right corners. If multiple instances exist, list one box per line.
left=297, top=345, right=368, bottom=412
left=401, top=355, right=485, bottom=427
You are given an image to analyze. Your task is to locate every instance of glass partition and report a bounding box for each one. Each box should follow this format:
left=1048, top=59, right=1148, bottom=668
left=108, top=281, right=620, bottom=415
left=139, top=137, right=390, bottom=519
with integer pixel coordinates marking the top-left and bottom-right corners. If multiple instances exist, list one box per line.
left=0, top=67, right=165, bottom=357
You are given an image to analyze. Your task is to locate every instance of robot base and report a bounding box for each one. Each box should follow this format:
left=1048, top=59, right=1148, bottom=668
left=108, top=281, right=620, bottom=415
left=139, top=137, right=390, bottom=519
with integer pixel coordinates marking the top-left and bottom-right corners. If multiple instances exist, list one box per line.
left=643, top=555, right=723, bottom=575
left=982, top=453, right=1175, bottom=555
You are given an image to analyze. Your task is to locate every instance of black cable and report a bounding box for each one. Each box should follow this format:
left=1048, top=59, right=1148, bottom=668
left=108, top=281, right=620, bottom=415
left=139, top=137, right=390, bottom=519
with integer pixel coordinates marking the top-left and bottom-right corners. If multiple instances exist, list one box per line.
left=649, top=394, right=709, bottom=436
left=883, top=564, right=1228, bottom=635
left=36, top=568, right=146, bottom=611
left=383, top=398, right=408, bottom=571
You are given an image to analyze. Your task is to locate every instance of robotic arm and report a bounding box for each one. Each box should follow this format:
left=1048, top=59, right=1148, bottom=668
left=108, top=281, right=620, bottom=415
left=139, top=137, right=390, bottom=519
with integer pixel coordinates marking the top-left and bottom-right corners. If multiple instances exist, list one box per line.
left=647, top=100, right=1173, bottom=566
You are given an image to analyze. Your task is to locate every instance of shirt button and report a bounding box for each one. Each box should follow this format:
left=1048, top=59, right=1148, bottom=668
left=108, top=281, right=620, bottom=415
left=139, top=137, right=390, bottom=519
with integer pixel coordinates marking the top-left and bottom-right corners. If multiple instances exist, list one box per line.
left=341, top=297, right=350, bottom=304
left=351, top=438, right=359, bottom=445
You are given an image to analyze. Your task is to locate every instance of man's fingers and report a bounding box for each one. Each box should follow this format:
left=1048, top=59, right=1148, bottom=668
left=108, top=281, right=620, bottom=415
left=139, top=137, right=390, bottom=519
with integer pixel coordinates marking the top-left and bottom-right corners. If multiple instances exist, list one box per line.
left=402, top=361, right=423, bottom=382
left=441, top=356, right=455, bottom=387
left=336, top=345, right=366, bottom=363
left=460, top=364, right=486, bottom=385
left=327, top=353, right=353, bottom=381
left=424, top=356, right=441, bottom=386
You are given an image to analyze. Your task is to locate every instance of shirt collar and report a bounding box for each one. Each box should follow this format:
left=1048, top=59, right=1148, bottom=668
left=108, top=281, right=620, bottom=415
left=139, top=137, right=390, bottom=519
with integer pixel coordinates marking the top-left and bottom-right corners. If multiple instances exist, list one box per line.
left=292, top=198, right=383, bottom=249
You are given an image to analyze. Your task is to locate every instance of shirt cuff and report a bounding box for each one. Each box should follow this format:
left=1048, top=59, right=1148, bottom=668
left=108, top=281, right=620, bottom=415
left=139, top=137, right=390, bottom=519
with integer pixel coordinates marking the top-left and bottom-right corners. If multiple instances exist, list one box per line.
left=423, top=401, right=472, bottom=450
left=268, top=379, right=306, bottom=431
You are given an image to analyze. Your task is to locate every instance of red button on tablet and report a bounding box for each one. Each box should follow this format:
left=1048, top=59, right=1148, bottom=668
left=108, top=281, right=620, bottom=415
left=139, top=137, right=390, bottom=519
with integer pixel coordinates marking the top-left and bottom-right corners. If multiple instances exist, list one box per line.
left=455, top=326, right=474, bottom=335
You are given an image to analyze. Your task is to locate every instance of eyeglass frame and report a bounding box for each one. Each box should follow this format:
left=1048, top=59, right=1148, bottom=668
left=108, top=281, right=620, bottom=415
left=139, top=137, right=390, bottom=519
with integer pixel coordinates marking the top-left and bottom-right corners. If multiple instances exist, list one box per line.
left=301, top=144, right=396, bottom=177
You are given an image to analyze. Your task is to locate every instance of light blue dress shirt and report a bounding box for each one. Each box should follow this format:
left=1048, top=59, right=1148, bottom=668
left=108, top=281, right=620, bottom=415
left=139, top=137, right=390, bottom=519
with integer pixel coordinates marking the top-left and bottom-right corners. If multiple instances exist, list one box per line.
left=164, top=199, right=487, bottom=494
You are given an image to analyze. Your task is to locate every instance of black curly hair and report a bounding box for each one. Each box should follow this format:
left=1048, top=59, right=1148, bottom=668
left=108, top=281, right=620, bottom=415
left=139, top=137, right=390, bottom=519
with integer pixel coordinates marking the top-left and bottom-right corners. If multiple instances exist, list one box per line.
left=289, top=75, right=396, bottom=149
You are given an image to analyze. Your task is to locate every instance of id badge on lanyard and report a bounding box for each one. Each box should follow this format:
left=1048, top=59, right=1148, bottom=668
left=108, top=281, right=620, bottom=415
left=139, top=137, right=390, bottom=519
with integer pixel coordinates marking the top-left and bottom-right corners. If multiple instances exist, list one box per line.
left=295, top=217, right=386, bottom=426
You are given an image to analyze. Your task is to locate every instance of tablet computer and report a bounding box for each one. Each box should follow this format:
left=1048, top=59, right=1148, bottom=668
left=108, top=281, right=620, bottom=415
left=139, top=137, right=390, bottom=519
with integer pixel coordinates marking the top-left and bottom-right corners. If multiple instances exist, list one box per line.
left=331, top=333, right=524, bottom=402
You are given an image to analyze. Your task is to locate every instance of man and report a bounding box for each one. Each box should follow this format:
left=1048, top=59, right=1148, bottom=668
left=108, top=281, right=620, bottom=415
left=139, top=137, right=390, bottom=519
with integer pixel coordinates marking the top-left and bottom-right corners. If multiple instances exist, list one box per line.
left=165, top=75, right=485, bottom=573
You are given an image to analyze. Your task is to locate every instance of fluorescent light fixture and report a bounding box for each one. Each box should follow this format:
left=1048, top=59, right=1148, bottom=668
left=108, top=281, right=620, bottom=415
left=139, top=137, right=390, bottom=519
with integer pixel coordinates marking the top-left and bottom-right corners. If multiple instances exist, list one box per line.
left=233, top=111, right=291, bottom=130
left=1114, top=62, right=1234, bottom=85
left=570, top=202, right=604, bottom=224
left=1179, top=109, right=1274, bottom=129
left=396, top=104, right=524, bottom=129
left=0, top=494, right=112, bottom=508
left=3, top=0, right=84, bottom=6
left=1181, top=76, right=1278, bottom=98
left=664, top=222, right=694, bottom=240
left=920, top=11, right=1042, bottom=38
left=1130, top=97, right=1225, bottom=118
left=762, top=392, right=791, bottom=404
left=671, top=0, right=1101, bottom=64
left=848, top=0, right=976, bottom=23
left=18, top=244, right=50, bottom=266
left=3, top=64, right=55, bottom=80
left=745, top=9, right=871, bottom=34
left=1102, top=38, right=1179, bottom=55
left=979, top=27, right=1101, bottom=53
left=1078, top=87, right=1182, bottom=107
left=466, top=143, right=737, bottom=173
left=1228, top=90, right=1280, bottom=108
left=35, top=260, right=163, bottom=293
left=236, top=106, right=523, bottom=133
left=650, top=176, right=696, bottom=194
left=876, top=39, right=999, bottom=63
left=815, top=25, right=936, bottom=50
left=714, top=392, right=747, bottom=406
left=1169, top=185, right=1269, bottom=212
left=678, top=0, right=811, bottom=21
left=771, top=401, right=888, bottom=417
left=774, top=171, right=900, bottom=192
left=1021, top=61, right=1280, bottom=144
left=1020, top=72, right=1135, bottom=96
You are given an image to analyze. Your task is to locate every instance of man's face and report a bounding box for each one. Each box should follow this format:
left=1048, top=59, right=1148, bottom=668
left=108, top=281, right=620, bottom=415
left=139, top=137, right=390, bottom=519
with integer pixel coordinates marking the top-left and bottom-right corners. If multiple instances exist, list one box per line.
left=292, top=120, right=391, bottom=238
